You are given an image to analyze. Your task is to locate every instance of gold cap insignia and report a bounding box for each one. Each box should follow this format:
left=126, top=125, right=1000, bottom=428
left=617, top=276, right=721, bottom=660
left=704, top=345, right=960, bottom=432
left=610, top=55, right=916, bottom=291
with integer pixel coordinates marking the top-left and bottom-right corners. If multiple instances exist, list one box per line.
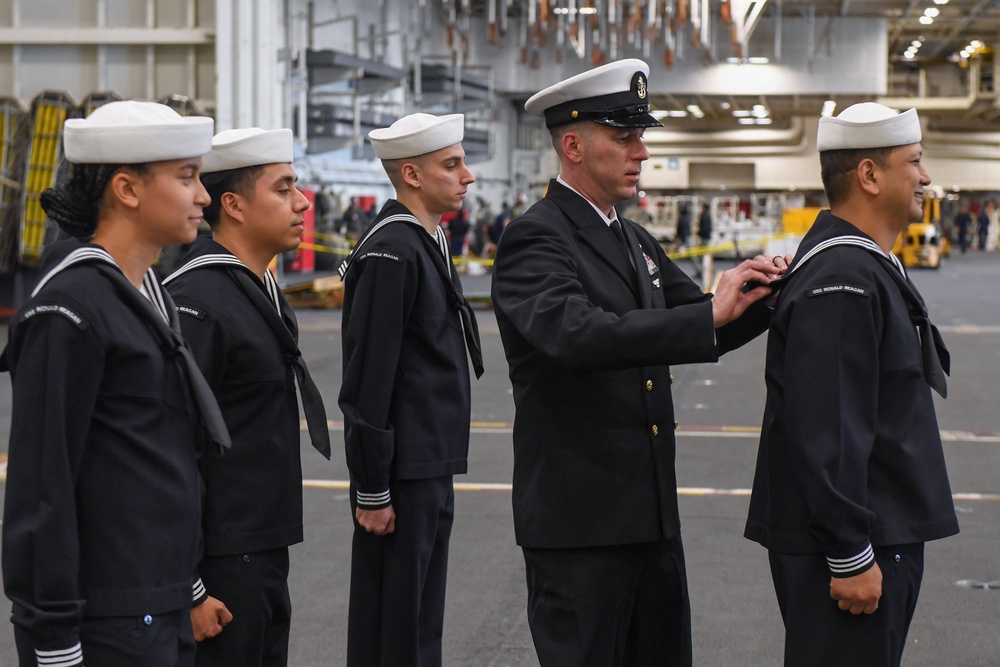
left=637, top=74, right=647, bottom=100
left=571, top=110, right=579, bottom=118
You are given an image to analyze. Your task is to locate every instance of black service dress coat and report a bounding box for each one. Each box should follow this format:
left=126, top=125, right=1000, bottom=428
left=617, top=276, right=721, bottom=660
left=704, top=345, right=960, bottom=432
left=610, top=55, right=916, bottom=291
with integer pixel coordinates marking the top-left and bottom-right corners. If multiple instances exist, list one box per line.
left=492, top=180, right=771, bottom=549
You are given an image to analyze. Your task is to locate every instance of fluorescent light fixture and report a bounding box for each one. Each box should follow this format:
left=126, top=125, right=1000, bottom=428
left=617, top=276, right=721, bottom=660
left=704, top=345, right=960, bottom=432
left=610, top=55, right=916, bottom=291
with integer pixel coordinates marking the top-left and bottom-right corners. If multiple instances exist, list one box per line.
left=720, top=102, right=731, bottom=110
left=732, top=110, right=751, bottom=117
left=737, top=118, right=757, bottom=125
left=919, top=15, right=933, bottom=24
left=756, top=118, right=773, bottom=125
left=650, top=110, right=669, bottom=119
left=748, top=57, right=769, bottom=64
left=667, top=110, right=688, bottom=117
left=911, top=40, right=922, bottom=48
left=924, top=7, right=940, bottom=17
left=579, top=6, right=597, bottom=14
left=933, top=0, right=949, bottom=4
left=971, top=40, right=983, bottom=48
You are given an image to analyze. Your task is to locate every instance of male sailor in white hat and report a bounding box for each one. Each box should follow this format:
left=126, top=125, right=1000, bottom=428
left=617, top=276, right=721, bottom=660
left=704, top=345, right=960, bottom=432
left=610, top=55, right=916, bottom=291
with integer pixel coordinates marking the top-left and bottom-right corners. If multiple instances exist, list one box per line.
left=2, top=100, right=227, bottom=667
left=491, top=59, right=785, bottom=667
left=338, top=113, right=483, bottom=667
left=745, top=102, right=958, bottom=666
left=163, top=126, right=331, bottom=666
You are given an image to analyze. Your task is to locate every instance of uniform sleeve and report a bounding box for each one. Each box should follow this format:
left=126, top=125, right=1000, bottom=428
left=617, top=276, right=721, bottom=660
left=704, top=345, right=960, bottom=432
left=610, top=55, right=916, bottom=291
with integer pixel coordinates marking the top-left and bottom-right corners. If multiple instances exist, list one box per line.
left=2, top=306, right=104, bottom=667
left=782, top=278, right=881, bottom=577
left=492, top=218, right=719, bottom=371
left=338, top=253, right=416, bottom=508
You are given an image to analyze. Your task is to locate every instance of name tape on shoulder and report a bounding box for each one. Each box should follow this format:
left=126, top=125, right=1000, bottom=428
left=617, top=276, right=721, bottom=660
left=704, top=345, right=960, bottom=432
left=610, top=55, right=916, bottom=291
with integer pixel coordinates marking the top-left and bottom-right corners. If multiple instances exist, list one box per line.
left=19, top=303, right=89, bottom=330
left=175, top=305, right=205, bottom=320
left=806, top=284, right=871, bottom=298
left=358, top=251, right=402, bottom=264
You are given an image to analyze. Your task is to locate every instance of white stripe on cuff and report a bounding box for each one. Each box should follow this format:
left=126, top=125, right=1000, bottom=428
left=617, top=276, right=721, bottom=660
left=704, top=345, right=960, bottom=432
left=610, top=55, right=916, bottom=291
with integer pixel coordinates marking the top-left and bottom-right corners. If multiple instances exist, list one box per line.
left=356, top=489, right=392, bottom=507
left=192, top=578, right=206, bottom=601
left=828, top=544, right=875, bottom=575
left=36, top=644, right=83, bottom=667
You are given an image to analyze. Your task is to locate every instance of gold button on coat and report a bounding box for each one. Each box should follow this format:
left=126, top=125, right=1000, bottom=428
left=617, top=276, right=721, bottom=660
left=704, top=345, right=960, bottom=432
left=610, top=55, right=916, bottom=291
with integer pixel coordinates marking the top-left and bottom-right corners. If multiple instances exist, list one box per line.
left=670, top=374, right=676, bottom=385
left=651, top=424, right=659, bottom=436
left=645, top=380, right=653, bottom=391
left=673, top=419, right=679, bottom=430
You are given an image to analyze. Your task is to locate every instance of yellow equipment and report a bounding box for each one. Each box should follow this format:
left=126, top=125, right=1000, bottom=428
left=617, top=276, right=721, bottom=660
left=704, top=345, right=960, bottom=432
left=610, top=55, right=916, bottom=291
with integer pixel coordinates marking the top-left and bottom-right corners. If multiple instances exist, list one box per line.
left=893, top=221, right=942, bottom=269
left=20, top=91, right=76, bottom=266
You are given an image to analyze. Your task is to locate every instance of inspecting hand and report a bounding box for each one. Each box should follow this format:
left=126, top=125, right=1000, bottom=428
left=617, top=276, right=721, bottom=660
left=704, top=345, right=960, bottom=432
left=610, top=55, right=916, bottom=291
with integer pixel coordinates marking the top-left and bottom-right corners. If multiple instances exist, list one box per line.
left=712, top=257, right=785, bottom=327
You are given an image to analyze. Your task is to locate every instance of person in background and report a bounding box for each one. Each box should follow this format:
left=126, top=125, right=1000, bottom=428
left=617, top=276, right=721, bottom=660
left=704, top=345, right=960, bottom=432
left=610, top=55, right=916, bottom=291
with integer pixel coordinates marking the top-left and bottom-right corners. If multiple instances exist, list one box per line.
left=976, top=201, right=989, bottom=250
left=492, top=58, right=785, bottom=667
left=338, top=112, right=484, bottom=667
left=745, top=102, right=959, bottom=667
left=698, top=202, right=712, bottom=245
left=2, top=101, right=225, bottom=667
left=676, top=203, right=692, bottom=248
left=163, top=127, right=332, bottom=666
left=491, top=201, right=511, bottom=247
left=955, top=202, right=971, bottom=254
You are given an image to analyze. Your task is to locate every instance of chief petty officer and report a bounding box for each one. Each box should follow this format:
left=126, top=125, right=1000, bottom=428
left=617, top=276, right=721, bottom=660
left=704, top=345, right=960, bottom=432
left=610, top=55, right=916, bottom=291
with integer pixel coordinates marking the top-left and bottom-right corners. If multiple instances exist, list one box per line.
left=163, top=127, right=332, bottom=666
left=491, top=59, right=786, bottom=667
left=2, top=101, right=228, bottom=667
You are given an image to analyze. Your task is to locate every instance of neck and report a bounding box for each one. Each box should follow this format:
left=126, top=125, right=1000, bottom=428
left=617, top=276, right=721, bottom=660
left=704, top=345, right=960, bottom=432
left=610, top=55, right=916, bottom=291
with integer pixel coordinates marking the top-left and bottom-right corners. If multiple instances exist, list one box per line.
left=211, top=225, right=272, bottom=279
left=559, top=172, right=614, bottom=217
left=830, top=202, right=905, bottom=255
left=91, top=226, right=158, bottom=289
left=394, top=194, right=442, bottom=236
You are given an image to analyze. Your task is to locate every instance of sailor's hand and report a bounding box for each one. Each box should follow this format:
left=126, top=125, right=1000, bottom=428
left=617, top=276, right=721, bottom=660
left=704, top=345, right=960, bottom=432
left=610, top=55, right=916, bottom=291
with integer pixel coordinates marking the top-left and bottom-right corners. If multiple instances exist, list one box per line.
left=356, top=505, right=396, bottom=536
left=830, top=563, right=882, bottom=615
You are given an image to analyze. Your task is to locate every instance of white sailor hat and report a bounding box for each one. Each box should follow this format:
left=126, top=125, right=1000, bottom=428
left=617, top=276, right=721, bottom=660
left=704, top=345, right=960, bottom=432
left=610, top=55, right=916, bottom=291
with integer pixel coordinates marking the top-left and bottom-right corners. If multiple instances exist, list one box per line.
left=63, top=100, right=214, bottom=164
left=524, top=58, right=663, bottom=130
left=368, top=113, right=464, bottom=160
left=817, top=103, right=921, bottom=151
left=201, top=128, right=295, bottom=174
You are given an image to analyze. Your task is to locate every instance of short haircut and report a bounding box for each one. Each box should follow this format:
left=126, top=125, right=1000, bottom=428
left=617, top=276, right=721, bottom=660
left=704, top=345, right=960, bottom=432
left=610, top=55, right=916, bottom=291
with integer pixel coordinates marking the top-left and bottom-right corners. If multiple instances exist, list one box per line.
left=381, top=154, right=428, bottom=190
left=200, top=164, right=266, bottom=227
left=820, top=147, right=893, bottom=206
left=548, top=120, right=593, bottom=155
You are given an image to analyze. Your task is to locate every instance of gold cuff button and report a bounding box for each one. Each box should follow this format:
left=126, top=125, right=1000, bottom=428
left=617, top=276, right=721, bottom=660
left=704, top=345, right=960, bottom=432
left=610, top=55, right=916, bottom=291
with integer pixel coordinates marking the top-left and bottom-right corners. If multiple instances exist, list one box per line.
left=645, top=380, right=653, bottom=391
left=673, top=419, right=680, bottom=430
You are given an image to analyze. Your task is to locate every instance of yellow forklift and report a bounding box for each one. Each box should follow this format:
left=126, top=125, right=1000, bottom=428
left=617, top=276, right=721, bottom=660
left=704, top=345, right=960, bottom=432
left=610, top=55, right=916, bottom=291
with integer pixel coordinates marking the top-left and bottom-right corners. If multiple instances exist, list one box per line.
left=892, top=193, right=946, bottom=269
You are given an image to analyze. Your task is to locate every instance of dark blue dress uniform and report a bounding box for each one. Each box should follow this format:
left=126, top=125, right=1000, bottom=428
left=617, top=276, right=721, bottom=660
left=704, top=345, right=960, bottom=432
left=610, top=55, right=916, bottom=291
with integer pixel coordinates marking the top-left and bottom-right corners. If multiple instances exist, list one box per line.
left=744, top=211, right=959, bottom=666
left=2, top=239, right=205, bottom=667
left=491, top=179, right=772, bottom=666
left=165, top=236, right=330, bottom=666
left=339, top=199, right=476, bottom=667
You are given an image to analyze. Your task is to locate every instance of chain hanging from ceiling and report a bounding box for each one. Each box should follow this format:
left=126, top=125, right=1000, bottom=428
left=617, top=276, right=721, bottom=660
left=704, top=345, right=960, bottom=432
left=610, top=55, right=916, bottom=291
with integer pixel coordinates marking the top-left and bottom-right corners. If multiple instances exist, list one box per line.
left=439, top=0, right=769, bottom=68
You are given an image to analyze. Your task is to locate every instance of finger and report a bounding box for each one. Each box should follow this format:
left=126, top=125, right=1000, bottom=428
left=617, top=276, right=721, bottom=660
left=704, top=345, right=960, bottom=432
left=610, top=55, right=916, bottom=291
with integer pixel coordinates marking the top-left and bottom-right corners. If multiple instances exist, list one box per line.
left=220, top=607, right=234, bottom=624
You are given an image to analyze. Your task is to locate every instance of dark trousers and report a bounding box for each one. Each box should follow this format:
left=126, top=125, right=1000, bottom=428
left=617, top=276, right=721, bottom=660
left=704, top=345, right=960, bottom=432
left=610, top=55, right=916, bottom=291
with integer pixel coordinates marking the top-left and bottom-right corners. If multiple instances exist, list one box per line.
left=16, top=608, right=195, bottom=667
left=769, top=543, right=924, bottom=667
left=347, top=477, right=455, bottom=667
left=521, top=537, right=692, bottom=667
left=194, top=547, right=292, bottom=667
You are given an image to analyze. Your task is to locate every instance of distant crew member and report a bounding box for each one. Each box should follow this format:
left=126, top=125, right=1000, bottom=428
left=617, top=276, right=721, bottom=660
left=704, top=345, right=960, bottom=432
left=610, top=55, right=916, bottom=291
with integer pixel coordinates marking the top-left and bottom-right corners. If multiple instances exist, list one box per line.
left=2, top=101, right=224, bottom=667
left=164, top=127, right=332, bottom=666
left=745, top=102, right=959, bottom=667
left=338, top=113, right=484, bottom=667
left=491, top=58, right=786, bottom=667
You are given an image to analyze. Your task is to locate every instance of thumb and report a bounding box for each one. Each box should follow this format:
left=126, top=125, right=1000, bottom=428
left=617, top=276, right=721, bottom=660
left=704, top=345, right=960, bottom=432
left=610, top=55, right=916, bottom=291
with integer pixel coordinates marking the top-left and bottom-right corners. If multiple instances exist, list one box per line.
left=219, top=605, right=234, bottom=624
